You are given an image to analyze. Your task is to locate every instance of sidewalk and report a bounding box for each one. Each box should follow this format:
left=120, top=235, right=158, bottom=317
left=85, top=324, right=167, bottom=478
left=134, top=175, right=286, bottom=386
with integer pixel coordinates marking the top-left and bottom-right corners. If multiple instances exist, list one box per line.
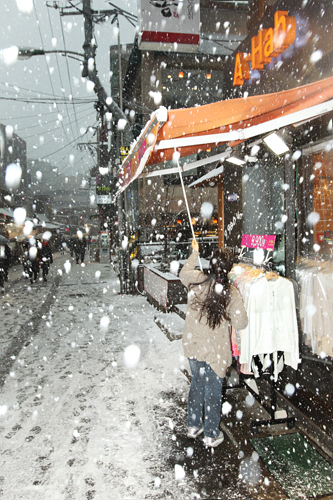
left=0, top=255, right=332, bottom=500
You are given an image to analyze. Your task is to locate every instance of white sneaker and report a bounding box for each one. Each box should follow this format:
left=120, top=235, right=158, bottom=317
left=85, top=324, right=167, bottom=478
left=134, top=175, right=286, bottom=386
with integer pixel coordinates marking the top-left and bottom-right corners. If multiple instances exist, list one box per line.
left=187, top=426, right=204, bottom=439
left=204, top=431, right=224, bottom=447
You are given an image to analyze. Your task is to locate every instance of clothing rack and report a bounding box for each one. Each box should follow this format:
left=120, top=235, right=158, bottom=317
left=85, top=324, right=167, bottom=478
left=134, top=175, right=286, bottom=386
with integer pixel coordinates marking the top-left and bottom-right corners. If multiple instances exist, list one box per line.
left=297, top=256, right=333, bottom=362
left=225, top=256, right=296, bottom=433
left=242, top=357, right=295, bottom=434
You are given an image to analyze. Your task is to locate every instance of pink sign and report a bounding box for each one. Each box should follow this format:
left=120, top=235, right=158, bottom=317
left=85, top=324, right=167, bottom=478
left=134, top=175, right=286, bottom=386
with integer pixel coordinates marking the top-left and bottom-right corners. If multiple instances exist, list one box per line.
left=241, top=234, right=276, bottom=251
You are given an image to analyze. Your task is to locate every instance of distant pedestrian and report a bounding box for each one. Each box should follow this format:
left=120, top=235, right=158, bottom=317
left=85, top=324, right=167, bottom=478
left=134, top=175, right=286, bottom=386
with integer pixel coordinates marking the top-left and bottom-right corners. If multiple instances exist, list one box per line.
left=179, top=239, right=248, bottom=447
left=0, top=244, right=7, bottom=291
left=61, top=239, right=66, bottom=255
left=3, top=243, right=11, bottom=281
left=29, top=244, right=40, bottom=283
left=41, top=241, right=53, bottom=282
left=68, top=238, right=74, bottom=257
left=74, top=237, right=86, bottom=264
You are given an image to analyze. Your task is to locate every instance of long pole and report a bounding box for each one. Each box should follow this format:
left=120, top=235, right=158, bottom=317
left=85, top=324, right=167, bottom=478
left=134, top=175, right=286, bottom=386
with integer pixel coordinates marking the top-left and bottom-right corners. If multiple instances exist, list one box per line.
left=177, top=159, right=203, bottom=271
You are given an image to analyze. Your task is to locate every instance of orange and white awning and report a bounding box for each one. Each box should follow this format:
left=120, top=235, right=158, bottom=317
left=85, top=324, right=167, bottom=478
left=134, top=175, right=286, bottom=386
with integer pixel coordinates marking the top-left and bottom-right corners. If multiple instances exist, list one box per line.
left=147, top=75, right=333, bottom=166
left=117, top=75, right=333, bottom=191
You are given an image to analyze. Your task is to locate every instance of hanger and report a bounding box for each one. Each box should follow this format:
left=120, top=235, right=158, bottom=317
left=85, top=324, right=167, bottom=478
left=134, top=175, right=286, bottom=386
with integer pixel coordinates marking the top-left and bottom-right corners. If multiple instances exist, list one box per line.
left=263, top=250, right=272, bottom=264
left=265, top=271, right=280, bottom=281
left=238, top=246, right=246, bottom=259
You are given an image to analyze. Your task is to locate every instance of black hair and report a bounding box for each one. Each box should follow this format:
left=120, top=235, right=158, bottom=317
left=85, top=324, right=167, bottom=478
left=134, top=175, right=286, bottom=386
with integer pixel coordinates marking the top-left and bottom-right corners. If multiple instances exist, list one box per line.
left=189, top=248, right=235, bottom=330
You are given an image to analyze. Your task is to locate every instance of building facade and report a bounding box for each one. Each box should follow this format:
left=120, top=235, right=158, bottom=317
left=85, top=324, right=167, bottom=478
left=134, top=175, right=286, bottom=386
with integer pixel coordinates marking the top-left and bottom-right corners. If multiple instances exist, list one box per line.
left=120, top=1, right=251, bottom=245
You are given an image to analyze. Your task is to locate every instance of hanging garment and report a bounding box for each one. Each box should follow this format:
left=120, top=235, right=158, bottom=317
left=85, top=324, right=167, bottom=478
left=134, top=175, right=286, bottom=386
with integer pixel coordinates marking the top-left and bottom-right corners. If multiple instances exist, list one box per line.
left=239, top=277, right=299, bottom=379
left=298, top=259, right=333, bottom=357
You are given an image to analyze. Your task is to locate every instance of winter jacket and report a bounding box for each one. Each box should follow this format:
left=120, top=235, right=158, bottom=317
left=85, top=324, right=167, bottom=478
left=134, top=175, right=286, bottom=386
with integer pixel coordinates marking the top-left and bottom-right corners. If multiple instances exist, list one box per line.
left=179, top=249, right=248, bottom=378
left=41, top=243, right=53, bottom=264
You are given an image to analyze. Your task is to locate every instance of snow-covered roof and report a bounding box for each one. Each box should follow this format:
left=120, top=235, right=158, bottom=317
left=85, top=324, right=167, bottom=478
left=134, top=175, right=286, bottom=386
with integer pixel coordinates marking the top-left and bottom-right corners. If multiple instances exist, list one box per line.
left=0, top=208, right=14, bottom=218
left=40, top=222, right=62, bottom=230
left=35, top=213, right=50, bottom=223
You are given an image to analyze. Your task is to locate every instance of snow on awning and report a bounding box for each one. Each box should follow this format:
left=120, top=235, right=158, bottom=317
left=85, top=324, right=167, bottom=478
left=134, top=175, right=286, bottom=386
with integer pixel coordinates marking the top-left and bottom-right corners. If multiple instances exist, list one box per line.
left=140, top=149, right=232, bottom=179
left=188, top=164, right=225, bottom=188
left=145, top=75, right=333, bottom=167
left=116, top=107, right=167, bottom=196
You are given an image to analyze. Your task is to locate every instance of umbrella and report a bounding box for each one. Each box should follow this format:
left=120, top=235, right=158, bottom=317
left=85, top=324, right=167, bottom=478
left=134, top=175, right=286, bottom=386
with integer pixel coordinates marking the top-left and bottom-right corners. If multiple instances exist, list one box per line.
left=0, top=235, right=9, bottom=244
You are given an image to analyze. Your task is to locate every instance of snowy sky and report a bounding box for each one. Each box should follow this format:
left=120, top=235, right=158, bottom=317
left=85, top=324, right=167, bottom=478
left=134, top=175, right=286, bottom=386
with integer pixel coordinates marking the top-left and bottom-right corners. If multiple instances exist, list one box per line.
left=0, top=0, right=138, bottom=182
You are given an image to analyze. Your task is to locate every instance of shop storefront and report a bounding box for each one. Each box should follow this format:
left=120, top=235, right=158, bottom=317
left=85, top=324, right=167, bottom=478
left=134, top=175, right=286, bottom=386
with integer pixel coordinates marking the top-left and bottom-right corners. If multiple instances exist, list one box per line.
left=217, top=0, right=333, bottom=448
left=118, top=0, right=333, bottom=450
left=222, top=0, right=333, bottom=271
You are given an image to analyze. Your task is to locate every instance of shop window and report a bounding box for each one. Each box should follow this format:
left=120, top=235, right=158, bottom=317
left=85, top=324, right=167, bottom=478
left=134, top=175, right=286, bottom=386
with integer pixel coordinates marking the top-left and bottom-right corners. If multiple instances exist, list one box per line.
left=312, top=149, right=333, bottom=255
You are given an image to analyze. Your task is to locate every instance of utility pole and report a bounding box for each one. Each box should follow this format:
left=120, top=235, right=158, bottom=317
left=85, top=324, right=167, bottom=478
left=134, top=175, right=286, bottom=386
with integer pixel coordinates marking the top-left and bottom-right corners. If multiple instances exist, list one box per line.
left=54, top=0, right=134, bottom=293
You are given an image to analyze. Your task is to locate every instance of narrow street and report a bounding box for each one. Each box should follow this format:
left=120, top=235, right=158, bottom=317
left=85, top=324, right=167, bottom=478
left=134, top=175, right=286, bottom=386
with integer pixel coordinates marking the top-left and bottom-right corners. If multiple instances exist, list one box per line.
left=1, top=253, right=196, bottom=499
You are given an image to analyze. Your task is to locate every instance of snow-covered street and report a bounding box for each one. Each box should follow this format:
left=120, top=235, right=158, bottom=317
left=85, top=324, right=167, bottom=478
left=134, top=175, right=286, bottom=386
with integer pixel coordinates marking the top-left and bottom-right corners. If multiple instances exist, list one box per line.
left=0, top=254, right=303, bottom=500
left=1, top=254, right=196, bottom=499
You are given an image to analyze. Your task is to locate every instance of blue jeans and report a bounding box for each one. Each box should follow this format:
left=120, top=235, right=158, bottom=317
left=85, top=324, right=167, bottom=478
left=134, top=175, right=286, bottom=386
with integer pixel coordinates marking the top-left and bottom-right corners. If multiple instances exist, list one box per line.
left=187, top=359, right=224, bottom=438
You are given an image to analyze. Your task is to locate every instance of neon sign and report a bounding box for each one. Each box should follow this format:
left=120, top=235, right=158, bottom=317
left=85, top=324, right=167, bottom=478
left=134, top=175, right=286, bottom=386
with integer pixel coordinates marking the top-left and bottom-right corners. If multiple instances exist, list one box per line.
left=233, top=10, right=296, bottom=86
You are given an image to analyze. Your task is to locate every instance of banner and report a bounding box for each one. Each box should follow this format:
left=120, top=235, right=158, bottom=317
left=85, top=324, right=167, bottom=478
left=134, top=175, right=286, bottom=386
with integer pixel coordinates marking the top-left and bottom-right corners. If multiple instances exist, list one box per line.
left=241, top=234, right=276, bottom=251
left=138, top=0, right=200, bottom=52
left=96, top=174, right=112, bottom=204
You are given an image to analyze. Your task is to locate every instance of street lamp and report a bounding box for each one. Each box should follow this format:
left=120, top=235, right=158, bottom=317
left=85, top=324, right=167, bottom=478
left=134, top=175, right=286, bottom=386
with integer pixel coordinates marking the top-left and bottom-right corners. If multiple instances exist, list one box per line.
left=17, top=47, right=85, bottom=62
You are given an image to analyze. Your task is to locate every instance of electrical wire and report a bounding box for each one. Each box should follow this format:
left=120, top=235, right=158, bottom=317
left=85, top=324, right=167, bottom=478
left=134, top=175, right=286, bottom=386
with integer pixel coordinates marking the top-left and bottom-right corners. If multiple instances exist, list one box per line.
left=0, top=80, right=95, bottom=103
left=9, top=104, right=93, bottom=132
left=21, top=108, right=96, bottom=139
left=0, top=103, right=91, bottom=121
left=29, top=117, right=99, bottom=164
left=58, top=6, right=81, bottom=135
left=44, top=120, right=99, bottom=177
left=0, top=96, right=95, bottom=105
left=46, top=5, right=76, bottom=139
left=33, top=0, right=72, bottom=147
left=121, top=98, right=155, bottom=115
left=105, top=1, right=138, bottom=26
left=200, top=34, right=240, bottom=54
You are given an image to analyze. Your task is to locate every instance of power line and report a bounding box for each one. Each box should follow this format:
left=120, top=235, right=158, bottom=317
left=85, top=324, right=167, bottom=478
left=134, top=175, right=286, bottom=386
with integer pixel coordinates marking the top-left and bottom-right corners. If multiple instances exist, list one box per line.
left=0, top=102, right=92, bottom=121
left=0, top=81, right=96, bottom=102
left=21, top=108, right=95, bottom=138
left=0, top=96, right=95, bottom=104
left=58, top=6, right=82, bottom=135
left=46, top=5, right=77, bottom=140
left=38, top=118, right=99, bottom=178
left=29, top=120, right=99, bottom=161
left=2, top=104, right=93, bottom=129
left=33, top=0, right=72, bottom=147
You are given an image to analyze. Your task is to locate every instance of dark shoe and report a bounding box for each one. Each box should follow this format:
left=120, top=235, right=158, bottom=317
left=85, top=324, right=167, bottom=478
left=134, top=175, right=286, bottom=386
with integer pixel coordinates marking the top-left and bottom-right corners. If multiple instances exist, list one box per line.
left=187, top=426, right=204, bottom=439
left=43, top=276, right=47, bottom=282
left=203, top=432, right=224, bottom=448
